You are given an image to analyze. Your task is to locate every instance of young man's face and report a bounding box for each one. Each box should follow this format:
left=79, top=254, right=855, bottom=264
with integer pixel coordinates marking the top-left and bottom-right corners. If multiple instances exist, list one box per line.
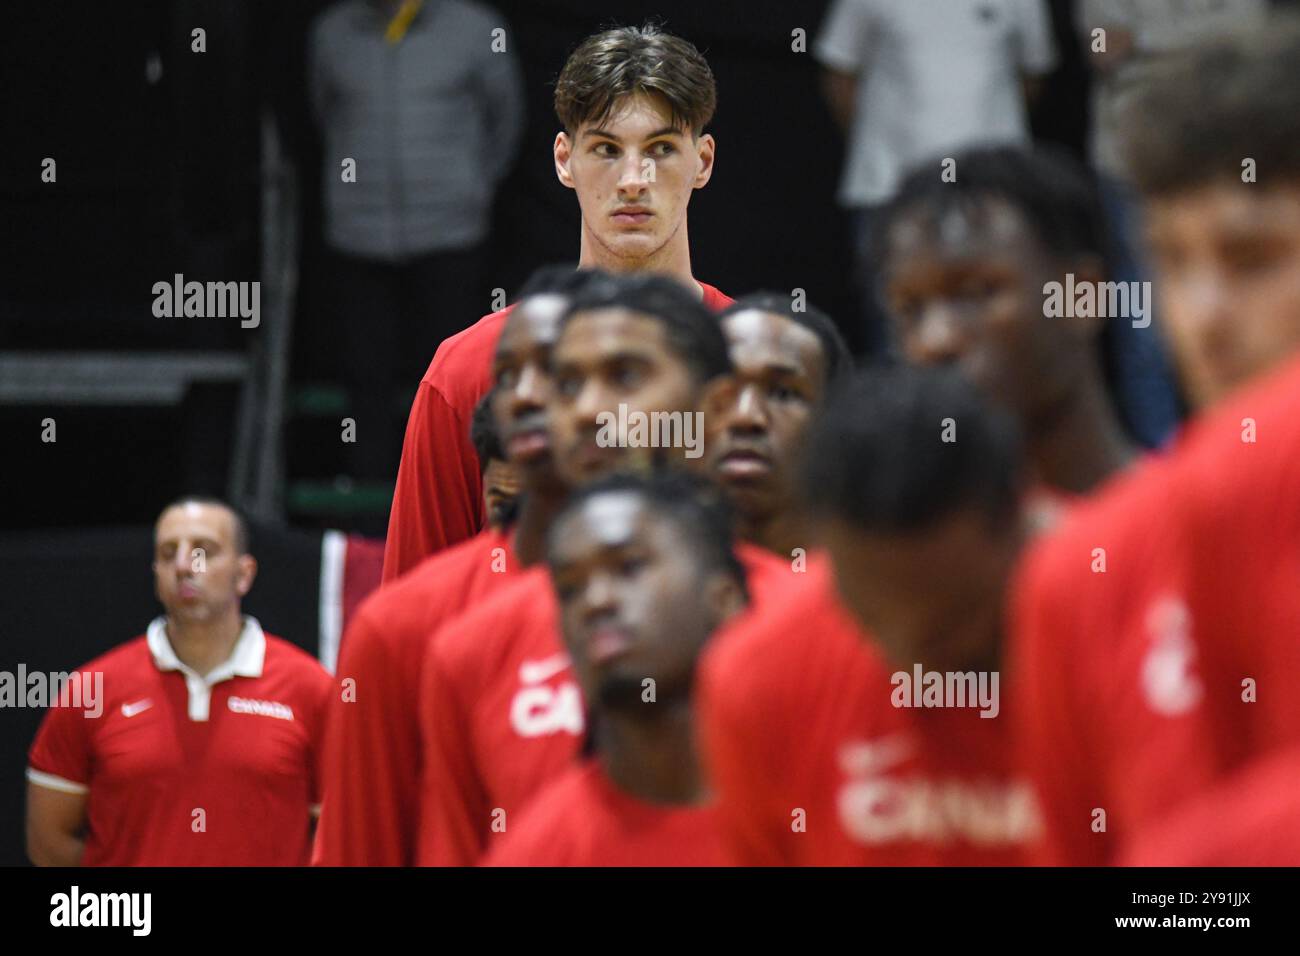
left=491, top=294, right=566, bottom=488
left=550, top=492, right=742, bottom=710
left=555, top=92, right=715, bottom=265
left=882, top=200, right=1093, bottom=429
left=153, top=503, right=255, bottom=623
left=1145, top=182, right=1300, bottom=409
left=549, top=307, right=701, bottom=485
left=703, top=309, right=827, bottom=525
left=816, top=510, right=1020, bottom=674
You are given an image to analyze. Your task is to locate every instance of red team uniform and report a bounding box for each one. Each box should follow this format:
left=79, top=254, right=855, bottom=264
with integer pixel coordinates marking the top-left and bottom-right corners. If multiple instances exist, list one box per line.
left=417, top=543, right=790, bottom=866
left=698, top=555, right=1040, bottom=866
left=382, top=283, right=734, bottom=580
left=1014, top=353, right=1300, bottom=865
left=27, top=618, right=331, bottom=866
left=313, top=526, right=524, bottom=866
left=482, top=761, right=728, bottom=867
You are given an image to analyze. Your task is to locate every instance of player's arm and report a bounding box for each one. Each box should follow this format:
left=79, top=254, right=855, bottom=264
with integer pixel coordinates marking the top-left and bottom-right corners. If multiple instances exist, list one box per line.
left=383, top=382, right=483, bottom=582
left=26, top=780, right=88, bottom=867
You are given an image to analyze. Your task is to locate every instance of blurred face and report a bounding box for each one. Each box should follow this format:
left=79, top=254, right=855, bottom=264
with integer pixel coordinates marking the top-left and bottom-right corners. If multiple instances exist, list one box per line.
left=703, top=310, right=826, bottom=522
left=482, top=458, right=521, bottom=527
left=882, top=201, right=1092, bottom=427
left=550, top=492, right=743, bottom=709
left=555, top=92, right=715, bottom=265
left=153, top=503, right=255, bottom=624
left=550, top=307, right=700, bottom=485
left=816, top=511, right=1019, bottom=674
left=490, top=294, right=566, bottom=487
left=1145, top=182, right=1300, bottom=408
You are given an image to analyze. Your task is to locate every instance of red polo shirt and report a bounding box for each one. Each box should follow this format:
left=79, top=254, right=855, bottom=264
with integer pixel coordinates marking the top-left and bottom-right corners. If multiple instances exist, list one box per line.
left=312, top=526, right=522, bottom=866
left=417, top=542, right=791, bottom=866
left=27, top=617, right=331, bottom=866
left=481, top=761, right=729, bottom=867
left=381, top=282, right=735, bottom=580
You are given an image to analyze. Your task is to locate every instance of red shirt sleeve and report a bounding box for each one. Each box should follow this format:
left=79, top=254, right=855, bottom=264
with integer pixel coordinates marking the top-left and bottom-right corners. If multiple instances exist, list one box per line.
left=27, top=674, right=96, bottom=792
left=312, top=604, right=423, bottom=866
left=382, top=382, right=484, bottom=583
left=417, top=622, right=493, bottom=867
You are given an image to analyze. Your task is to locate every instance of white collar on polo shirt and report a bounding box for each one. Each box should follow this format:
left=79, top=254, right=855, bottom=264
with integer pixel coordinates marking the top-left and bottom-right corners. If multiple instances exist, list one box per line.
left=146, top=616, right=267, bottom=722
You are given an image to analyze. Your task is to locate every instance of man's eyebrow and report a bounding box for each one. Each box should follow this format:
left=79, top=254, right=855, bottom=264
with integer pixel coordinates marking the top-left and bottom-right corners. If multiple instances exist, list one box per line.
left=581, top=125, right=686, bottom=144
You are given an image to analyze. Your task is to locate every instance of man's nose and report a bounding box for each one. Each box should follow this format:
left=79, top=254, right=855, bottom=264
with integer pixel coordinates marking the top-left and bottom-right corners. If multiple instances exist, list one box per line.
left=617, top=154, right=650, bottom=195
left=912, top=303, right=967, bottom=366
left=513, top=364, right=549, bottom=410
left=728, top=383, right=770, bottom=433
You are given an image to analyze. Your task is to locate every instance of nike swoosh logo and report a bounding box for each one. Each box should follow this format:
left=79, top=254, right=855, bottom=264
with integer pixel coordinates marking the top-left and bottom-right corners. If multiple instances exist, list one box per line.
left=518, top=653, right=572, bottom=685
left=121, top=699, right=154, bottom=718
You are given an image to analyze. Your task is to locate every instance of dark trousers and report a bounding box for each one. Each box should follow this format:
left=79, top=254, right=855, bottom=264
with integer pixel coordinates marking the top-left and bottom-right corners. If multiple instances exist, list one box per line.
left=331, top=244, right=488, bottom=481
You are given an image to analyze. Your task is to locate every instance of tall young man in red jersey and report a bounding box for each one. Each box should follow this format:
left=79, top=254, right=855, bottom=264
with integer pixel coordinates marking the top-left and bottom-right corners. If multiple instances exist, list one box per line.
left=873, top=145, right=1137, bottom=496
left=484, top=472, right=747, bottom=866
left=313, top=267, right=597, bottom=866
left=415, top=275, right=852, bottom=865
left=384, top=23, right=733, bottom=579
left=1012, top=18, right=1300, bottom=865
left=697, top=367, right=1045, bottom=865
left=27, top=498, right=332, bottom=866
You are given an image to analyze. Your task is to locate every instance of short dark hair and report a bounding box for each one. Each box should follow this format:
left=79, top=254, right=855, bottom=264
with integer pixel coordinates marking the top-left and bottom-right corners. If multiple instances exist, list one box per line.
left=871, top=145, right=1110, bottom=273
left=802, top=366, right=1023, bottom=533
left=1121, top=16, right=1300, bottom=197
left=559, top=273, right=733, bottom=386
left=470, top=391, right=505, bottom=474
left=719, top=292, right=853, bottom=390
left=158, top=495, right=251, bottom=555
left=547, top=469, right=748, bottom=602
left=553, top=21, right=717, bottom=137
left=514, top=264, right=607, bottom=303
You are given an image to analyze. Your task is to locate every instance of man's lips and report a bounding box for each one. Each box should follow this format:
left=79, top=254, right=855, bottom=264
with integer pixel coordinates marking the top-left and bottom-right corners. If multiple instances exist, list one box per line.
left=612, top=207, right=653, bottom=226
left=716, top=448, right=773, bottom=479
left=177, top=582, right=201, bottom=600
left=507, top=428, right=550, bottom=461
left=586, top=624, right=635, bottom=666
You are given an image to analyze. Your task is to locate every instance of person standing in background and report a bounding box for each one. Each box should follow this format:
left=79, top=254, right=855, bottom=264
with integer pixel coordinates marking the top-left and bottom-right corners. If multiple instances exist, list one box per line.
left=309, top=0, right=524, bottom=481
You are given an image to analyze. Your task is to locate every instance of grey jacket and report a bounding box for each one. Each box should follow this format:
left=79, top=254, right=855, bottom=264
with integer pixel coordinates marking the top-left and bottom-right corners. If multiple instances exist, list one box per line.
left=309, top=0, right=524, bottom=259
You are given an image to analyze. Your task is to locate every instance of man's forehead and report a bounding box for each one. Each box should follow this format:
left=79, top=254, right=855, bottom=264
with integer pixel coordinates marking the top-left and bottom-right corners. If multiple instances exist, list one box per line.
left=579, top=92, right=689, bottom=141
left=557, top=493, right=656, bottom=556
left=155, top=503, right=233, bottom=541
left=556, top=308, right=669, bottom=359
left=889, top=199, right=1033, bottom=259
left=500, top=297, right=565, bottom=351
left=724, top=310, right=821, bottom=370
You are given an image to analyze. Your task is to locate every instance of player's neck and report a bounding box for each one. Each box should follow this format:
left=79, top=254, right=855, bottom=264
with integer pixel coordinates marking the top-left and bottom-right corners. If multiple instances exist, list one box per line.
left=512, top=486, right=568, bottom=566
left=597, top=701, right=708, bottom=805
left=741, top=506, right=805, bottom=561
left=1030, top=379, right=1136, bottom=495
left=576, top=221, right=704, bottom=301
left=164, top=610, right=244, bottom=678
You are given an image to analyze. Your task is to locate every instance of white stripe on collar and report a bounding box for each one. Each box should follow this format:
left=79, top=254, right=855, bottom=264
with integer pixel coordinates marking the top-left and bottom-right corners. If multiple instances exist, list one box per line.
left=145, top=616, right=267, bottom=720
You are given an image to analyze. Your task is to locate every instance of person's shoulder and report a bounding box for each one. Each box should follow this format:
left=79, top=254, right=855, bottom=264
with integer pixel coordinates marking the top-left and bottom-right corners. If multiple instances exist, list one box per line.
left=422, top=306, right=516, bottom=394
left=483, top=762, right=599, bottom=866
left=698, top=282, right=733, bottom=312
left=261, top=633, right=332, bottom=685
left=432, top=565, right=552, bottom=667
left=79, top=633, right=152, bottom=676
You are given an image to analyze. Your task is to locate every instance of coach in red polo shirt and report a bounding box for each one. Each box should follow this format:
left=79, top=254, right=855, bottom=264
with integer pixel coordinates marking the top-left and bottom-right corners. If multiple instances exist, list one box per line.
left=26, top=497, right=332, bottom=866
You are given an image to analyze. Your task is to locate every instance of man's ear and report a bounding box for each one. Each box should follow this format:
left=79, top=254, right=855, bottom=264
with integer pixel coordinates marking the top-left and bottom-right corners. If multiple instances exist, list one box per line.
left=554, top=131, right=576, bottom=190
left=235, top=555, right=257, bottom=597
left=693, top=133, right=716, bottom=189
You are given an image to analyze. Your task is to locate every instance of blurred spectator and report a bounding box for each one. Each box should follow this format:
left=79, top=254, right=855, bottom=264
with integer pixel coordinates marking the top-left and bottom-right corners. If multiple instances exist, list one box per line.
left=815, top=0, right=1058, bottom=357
left=1075, top=0, right=1268, bottom=447
left=308, top=0, right=524, bottom=480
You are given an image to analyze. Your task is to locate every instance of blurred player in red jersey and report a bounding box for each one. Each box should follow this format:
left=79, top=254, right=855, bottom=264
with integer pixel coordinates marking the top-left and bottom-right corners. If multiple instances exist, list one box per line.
left=26, top=498, right=331, bottom=866
left=1012, top=17, right=1300, bottom=865
left=417, top=274, right=851, bottom=865
left=469, top=391, right=521, bottom=530
left=384, top=23, right=733, bottom=579
left=703, top=294, right=852, bottom=556
left=313, top=267, right=597, bottom=866
left=484, top=472, right=748, bottom=866
left=698, top=366, right=1046, bottom=865
left=874, top=145, right=1137, bottom=499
